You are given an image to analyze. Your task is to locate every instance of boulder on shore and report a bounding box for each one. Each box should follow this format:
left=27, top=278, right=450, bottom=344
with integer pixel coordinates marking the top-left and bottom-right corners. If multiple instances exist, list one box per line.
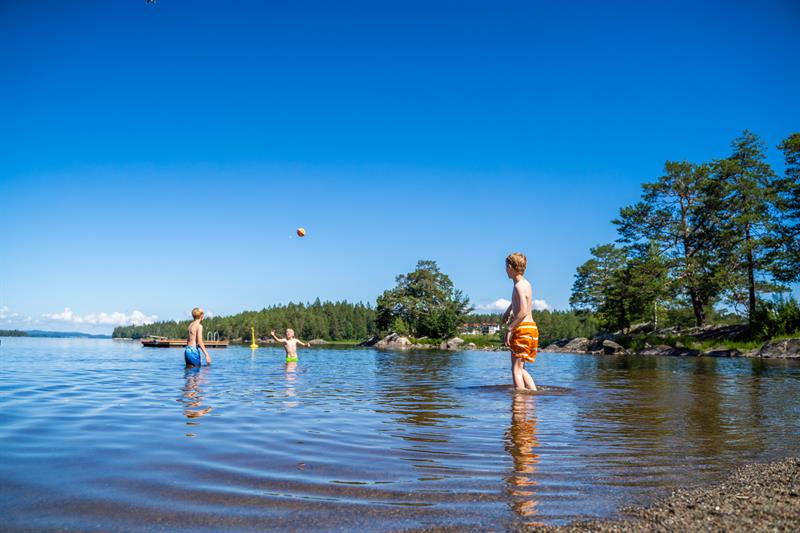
left=637, top=344, right=700, bottom=357
left=540, top=337, right=603, bottom=354
left=638, top=344, right=675, bottom=357
left=758, top=338, right=800, bottom=359
left=562, top=337, right=592, bottom=353
left=540, top=339, right=569, bottom=352
left=358, top=335, right=380, bottom=347
left=703, top=346, right=743, bottom=358
left=440, top=337, right=465, bottom=350
left=375, top=333, right=412, bottom=350
left=602, top=339, right=627, bottom=355
left=308, top=338, right=326, bottom=345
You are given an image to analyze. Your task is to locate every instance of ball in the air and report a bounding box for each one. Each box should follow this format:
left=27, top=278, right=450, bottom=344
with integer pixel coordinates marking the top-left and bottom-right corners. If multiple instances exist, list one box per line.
left=297, top=227, right=306, bottom=237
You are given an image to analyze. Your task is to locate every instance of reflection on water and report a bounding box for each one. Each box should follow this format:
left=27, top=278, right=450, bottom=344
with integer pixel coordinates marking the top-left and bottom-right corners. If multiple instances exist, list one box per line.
left=284, top=361, right=299, bottom=408
left=504, top=393, right=540, bottom=524
left=1, top=337, right=799, bottom=531
left=180, top=367, right=213, bottom=422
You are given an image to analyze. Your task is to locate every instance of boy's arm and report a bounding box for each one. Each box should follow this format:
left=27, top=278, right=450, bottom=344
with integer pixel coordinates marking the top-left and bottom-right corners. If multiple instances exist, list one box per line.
left=270, top=330, right=287, bottom=343
left=300, top=339, right=311, bottom=348
left=502, top=303, right=513, bottom=323
left=198, top=324, right=212, bottom=364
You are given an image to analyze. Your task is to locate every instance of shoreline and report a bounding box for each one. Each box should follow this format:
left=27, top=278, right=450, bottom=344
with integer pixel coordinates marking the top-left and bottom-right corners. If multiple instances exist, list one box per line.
left=526, top=457, right=800, bottom=532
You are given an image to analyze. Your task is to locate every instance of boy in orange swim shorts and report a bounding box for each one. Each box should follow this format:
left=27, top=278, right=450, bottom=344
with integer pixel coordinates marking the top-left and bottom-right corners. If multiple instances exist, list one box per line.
left=502, top=252, right=538, bottom=391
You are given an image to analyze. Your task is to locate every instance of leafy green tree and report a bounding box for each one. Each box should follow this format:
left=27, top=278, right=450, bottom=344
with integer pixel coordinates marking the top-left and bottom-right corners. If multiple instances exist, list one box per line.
left=570, top=244, right=636, bottom=331
left=626, top=241, right=673, bottom=329
left=572, top=240, right=676, bottom=332
left=376, top=260, right=471, bottom=338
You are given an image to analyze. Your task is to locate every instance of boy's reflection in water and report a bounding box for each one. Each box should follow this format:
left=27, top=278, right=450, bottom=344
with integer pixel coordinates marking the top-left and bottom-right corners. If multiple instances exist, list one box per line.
left=504, top=393, right=541, bottom=524
left=181, top=367, right=213, bottom=420
left=284, top=361, right=299, bottom=408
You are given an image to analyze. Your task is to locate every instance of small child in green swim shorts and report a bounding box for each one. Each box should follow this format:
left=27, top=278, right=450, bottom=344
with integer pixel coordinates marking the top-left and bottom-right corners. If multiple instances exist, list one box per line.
left=270, top=328, right=310, bottom=363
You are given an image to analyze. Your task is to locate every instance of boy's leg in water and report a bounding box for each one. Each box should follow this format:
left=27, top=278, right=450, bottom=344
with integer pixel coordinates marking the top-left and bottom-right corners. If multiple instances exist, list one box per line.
left=521, top=362, right=536, bottom=391
left=511, top=353, right=525, bottom=389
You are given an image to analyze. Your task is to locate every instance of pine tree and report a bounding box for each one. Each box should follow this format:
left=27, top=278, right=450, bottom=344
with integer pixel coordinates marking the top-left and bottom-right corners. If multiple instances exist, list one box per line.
left=719, top=131, right=783, bottom=322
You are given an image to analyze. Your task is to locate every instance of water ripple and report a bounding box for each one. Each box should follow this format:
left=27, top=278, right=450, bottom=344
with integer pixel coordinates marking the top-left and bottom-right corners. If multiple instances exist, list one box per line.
left=1, top=338, right=799, bottom=531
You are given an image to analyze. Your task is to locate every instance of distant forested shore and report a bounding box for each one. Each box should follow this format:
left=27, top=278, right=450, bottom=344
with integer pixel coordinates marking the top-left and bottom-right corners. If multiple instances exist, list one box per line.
left=112, top=300, right=599, bottom=345
left=113, top=300, right=378, bottom=341
left=0, top=330, right=111, bottom=339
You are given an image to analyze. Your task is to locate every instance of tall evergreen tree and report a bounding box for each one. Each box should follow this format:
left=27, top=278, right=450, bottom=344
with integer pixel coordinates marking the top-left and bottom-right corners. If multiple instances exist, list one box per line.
left=626, top=241, right=673, bottom=329
left=570, top=244, right=634, bottom=331
left=614, top=161, right=727, bottom=326
left=720, top=131, right=782, bottom=322
left=770, top=133, right=800, bottom=283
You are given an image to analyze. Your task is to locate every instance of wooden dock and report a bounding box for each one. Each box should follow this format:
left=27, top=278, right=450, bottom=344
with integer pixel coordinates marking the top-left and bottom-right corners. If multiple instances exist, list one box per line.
left=141, top=339, right=230, bottom=348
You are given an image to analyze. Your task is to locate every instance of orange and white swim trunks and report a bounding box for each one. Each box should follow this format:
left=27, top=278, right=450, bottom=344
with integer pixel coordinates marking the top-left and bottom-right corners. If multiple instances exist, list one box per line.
left=510, top=321, right=539, bottom=363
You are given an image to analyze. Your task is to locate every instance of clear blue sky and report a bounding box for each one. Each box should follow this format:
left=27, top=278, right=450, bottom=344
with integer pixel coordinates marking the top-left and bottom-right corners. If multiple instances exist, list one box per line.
left=1, top=1, right=798, bottom=333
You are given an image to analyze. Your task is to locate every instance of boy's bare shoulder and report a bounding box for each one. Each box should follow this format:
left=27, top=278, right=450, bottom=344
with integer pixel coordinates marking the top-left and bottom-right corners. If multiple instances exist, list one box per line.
left=515, top=277, right=532, bottom=291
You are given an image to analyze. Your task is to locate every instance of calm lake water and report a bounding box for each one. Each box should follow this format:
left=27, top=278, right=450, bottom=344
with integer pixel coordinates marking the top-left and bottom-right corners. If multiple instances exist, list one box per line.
left=2, top=337, right=799, bottom=531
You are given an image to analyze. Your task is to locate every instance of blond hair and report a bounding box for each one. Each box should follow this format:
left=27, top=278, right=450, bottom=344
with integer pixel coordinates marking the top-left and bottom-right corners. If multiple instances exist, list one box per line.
left=191, top=307, right=204, bottom=319
left=506, top=252, right=527, bottom=275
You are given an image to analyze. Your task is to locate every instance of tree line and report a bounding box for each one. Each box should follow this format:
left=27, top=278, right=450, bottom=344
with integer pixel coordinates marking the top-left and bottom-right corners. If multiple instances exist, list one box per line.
left=116, top=260, right=602, bottom=343
left=113, top=300, right=378, bottom=341
left=570, top=130, right=800, bottom=335
left=467, top=310, right=598, bottom=344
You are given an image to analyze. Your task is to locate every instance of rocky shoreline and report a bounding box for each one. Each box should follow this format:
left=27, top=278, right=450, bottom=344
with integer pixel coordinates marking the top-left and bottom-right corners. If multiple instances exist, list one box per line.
left=360, top=333, right=490, bottom=351
left=526, top=457, right=800, bottom=532
left=541, top=335, right=800, bottom=359
left=363, top=331, right=800, bottom=359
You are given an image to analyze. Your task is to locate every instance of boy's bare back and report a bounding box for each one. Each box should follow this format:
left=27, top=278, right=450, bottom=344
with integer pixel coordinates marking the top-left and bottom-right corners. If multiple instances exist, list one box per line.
left=187, top=321, right=202, bottom=345
left=511, top=277, right=534, bottom=323
left=184, top=307, right=212, bottom=366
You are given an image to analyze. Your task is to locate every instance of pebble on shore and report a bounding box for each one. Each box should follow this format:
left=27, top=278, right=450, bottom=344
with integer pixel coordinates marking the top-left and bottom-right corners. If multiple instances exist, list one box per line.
left=526, top=457, right=800, bottom=533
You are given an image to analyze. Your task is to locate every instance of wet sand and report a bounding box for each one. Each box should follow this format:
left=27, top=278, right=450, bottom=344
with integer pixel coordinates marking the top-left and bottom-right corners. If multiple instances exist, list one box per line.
left=527, top=457, right=800, bottom=532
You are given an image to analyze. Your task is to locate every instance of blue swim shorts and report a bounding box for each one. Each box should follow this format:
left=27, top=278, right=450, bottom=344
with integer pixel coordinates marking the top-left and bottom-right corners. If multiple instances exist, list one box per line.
left=184, top=345, right=202, bottom=367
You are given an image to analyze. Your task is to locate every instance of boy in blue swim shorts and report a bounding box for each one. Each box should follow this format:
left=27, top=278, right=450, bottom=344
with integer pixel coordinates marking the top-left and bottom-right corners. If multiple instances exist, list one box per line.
left=185, top=307, right=212, bottom=367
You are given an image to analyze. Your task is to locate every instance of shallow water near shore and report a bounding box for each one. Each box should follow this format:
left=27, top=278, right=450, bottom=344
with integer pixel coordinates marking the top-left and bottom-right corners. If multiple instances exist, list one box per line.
left=1, top=337, right=799, bottom=531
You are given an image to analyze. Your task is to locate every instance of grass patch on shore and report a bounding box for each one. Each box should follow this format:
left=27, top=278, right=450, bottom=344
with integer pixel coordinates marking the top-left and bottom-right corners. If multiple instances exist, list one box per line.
left=458, top=334, right=503, bottom=348
left=688, top=333, right=799, bottom=352
left=618, top=332, right=798, bottom=353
